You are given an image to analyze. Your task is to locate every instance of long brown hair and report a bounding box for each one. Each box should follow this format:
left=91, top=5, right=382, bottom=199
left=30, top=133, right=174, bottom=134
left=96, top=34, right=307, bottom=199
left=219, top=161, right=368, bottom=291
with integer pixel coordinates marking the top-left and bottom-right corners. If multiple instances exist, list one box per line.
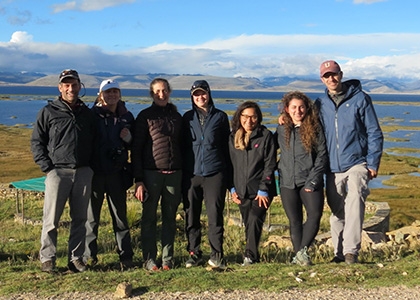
left=231, top=101, right=263, bottom=132
left=281, top=91, right=321, bottom=153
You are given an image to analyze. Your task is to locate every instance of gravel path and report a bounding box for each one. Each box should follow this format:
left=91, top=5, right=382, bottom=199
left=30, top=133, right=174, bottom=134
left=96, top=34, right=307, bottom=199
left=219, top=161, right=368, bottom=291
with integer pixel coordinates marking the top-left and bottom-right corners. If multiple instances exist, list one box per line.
left=2, top=286, right=420, bottom=300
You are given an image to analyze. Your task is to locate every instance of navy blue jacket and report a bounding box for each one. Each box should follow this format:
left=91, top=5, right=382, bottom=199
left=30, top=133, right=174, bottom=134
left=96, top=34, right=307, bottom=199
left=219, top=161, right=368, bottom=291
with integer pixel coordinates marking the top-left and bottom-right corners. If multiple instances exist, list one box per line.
left=182, top=96, right=230, bottom=177
left=90, top=101, right=134, bottom=174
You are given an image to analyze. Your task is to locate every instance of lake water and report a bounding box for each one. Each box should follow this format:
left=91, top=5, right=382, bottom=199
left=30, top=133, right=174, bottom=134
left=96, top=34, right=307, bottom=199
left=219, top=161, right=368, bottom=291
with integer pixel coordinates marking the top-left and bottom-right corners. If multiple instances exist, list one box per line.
left=1, top=86, right=420, bottom=152
left=1, top=86, right=419, bottom=189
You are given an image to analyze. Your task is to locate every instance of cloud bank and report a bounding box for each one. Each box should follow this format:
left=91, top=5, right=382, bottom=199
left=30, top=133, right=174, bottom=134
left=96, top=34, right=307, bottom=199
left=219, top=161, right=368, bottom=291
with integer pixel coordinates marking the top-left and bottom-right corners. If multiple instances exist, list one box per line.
left=1, top=31, right=420, bottom=81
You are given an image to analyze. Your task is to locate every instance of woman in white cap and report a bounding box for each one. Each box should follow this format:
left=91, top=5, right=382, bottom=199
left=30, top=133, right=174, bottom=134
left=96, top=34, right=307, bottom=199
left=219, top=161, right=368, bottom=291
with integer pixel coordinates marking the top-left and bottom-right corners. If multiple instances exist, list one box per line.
left=85, top=79, right=135, bottom=270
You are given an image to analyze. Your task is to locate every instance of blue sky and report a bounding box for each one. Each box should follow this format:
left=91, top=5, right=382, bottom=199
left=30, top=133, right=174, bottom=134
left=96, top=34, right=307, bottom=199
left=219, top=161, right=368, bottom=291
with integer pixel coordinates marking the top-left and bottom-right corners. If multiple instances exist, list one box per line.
left=1, top=0, right=420, bottom=80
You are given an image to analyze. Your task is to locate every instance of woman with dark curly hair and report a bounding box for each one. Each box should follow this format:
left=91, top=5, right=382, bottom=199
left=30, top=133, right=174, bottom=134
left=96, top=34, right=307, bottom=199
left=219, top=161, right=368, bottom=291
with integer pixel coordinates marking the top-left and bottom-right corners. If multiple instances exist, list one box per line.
left=275, top=91, right=327, bottom=266
left=229, top=101, right=277, bottom=266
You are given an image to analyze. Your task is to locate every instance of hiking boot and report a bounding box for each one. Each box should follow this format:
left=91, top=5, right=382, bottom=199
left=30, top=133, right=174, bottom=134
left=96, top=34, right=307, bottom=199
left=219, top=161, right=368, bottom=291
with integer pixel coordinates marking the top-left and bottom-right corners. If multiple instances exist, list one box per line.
left=208, top=253, right=226, bottom=269
left=185, top=252, right=203, bottom=268
left=242, top=257, right=254, bottom=267
left=345, top=253, right=358, bottom=265
left=69, top=258, right=87, bottom=272
left=41, top=260, right=55, bottom=273
left=144, top=259, right=159, bottom=271
left=330, top=256, right=345, bottom=263
left=294, top=247, right=312, bottom=266
left=120, top=259, right=134, bottom=271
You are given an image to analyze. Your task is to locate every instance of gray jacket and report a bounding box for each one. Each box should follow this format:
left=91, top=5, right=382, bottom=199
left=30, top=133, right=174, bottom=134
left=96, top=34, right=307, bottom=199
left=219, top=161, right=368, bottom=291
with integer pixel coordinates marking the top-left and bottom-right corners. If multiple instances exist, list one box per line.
left=275, top=124, right=327, bottom=191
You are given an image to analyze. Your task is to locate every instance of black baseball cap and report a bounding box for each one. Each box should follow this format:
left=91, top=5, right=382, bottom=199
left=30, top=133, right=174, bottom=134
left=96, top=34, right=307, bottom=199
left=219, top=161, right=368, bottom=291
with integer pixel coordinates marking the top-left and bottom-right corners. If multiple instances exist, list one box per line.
left=59, top=69, right=80, bottom=83
left=190, top=80, right=210, bottom=95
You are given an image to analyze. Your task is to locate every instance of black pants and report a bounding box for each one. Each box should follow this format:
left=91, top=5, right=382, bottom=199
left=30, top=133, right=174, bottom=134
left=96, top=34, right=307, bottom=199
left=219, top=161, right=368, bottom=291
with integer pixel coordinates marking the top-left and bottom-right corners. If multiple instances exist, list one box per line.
left=85, top=172, right=133, bottom=261
left=183, top=171, right=226, bottom=259
left=280, top=186, right=324, bottom=253
left=239, top=197, right=271, bottom=262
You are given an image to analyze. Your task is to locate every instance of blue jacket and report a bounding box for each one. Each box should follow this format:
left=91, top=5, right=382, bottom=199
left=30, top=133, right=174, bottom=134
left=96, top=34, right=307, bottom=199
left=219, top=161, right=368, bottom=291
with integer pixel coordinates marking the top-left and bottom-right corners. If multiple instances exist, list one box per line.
left=182, top=96, right=230, bottom=177
left=315, top=79, right=383, bottom=173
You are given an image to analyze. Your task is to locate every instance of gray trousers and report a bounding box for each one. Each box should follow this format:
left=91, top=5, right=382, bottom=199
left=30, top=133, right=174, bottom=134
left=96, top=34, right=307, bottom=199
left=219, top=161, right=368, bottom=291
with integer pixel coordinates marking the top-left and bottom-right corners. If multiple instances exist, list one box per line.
left=40, top=167, right=93, bottom=264
left=326, top=163, right=370, bottom=259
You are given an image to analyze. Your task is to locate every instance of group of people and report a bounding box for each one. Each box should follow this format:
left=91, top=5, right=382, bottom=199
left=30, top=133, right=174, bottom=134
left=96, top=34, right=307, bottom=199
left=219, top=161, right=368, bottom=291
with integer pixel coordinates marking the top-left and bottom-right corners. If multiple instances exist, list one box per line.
left=30, top=59, right=383, bottom=273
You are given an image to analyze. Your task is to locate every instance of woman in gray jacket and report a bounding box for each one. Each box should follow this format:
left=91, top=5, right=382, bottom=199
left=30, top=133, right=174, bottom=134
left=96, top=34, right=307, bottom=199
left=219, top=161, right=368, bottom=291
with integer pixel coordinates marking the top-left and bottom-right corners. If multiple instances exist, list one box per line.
left=275, top=91, right=327, bottom=266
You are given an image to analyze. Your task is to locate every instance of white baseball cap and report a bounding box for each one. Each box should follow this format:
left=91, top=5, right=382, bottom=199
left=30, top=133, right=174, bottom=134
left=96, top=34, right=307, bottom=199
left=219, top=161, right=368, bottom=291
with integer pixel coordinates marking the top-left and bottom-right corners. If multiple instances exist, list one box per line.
left=99, top=79, right=120, bottom=93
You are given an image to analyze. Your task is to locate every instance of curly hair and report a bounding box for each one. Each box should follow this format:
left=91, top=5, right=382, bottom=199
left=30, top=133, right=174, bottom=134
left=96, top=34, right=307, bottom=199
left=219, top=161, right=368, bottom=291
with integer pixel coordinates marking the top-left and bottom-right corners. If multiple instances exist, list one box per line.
left=281, top=91, right=321, bottom=153
left=231, top=101, right=263, bottom=132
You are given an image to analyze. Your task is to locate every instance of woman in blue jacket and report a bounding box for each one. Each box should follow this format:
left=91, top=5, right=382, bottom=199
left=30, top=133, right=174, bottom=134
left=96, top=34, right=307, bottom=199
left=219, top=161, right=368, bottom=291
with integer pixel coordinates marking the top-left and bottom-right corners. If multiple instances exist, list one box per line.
left=182, top=80, right=231, bottom=269
left=275, top=91, right=327, bottom=266
left=85, top=79, right=134, bottom=270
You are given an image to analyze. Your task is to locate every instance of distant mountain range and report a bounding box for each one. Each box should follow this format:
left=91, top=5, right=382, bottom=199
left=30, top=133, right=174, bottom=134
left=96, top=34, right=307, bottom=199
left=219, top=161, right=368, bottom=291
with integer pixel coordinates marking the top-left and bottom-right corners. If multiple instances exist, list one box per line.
left=1, top=71, right=420, bottom=94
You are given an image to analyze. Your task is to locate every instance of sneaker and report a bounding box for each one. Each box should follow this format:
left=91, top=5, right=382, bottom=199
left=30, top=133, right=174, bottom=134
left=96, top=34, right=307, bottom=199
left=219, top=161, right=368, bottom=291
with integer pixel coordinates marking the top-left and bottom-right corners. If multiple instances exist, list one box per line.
left=185, top=252, right=203, bottom=268
left=242, top=257, right=253, bottom=267
left=295, top=247, right=312, bottom=266
left=345, top=253, right=358, bottom=265
left=144, top=259, right=159, bottom=271
left=69, top=258, right=86, bottom=272
left=41, top=260, right=55, bottom=273
left=330, top=256, right=345, bottom=263
left=162, top=260, right=173, bottom=271
left=208, top=253, right=226, bottom=269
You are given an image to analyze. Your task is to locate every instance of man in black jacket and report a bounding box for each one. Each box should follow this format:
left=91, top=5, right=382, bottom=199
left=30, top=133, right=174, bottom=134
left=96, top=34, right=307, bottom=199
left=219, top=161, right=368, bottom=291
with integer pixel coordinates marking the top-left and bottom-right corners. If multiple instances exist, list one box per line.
left=31, top=69, right=95, bottom=273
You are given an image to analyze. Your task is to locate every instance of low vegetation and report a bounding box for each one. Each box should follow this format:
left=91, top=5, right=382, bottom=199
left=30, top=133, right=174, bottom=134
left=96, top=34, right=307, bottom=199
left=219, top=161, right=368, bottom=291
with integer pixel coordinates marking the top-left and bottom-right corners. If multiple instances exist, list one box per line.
left=1, top=120, right=420, bottom=297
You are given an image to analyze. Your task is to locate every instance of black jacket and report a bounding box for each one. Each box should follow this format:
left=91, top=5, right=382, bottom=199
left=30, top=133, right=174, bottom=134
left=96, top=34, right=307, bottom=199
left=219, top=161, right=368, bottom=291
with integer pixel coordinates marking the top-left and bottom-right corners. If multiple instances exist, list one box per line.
left=31, top=97, right=95, bottom=173
left=229, top=125, right=277, bottom=199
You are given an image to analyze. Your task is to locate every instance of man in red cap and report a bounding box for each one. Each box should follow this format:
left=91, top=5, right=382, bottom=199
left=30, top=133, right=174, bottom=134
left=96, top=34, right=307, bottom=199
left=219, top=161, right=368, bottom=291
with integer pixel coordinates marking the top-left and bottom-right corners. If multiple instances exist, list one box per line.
left=316, top=60, right=383, bottom=264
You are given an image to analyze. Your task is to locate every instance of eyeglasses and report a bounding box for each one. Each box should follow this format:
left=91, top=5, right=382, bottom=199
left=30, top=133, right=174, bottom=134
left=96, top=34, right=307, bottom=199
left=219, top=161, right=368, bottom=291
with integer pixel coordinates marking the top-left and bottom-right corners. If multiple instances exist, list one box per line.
left=241, top=114, right=258, bottom=121
left=322, top=72, right=341, bottom=79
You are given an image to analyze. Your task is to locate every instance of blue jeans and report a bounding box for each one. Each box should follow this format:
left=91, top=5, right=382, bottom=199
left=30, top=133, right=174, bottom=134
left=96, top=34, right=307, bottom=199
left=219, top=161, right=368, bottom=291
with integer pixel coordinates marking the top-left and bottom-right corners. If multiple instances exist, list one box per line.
left=40, top=167, right=93, bottom=264
left=141, top=170, right=182, bottom=264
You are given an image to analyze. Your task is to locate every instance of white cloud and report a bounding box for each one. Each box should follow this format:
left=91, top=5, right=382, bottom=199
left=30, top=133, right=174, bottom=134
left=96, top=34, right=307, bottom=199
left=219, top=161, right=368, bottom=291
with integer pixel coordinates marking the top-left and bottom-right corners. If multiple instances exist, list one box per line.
left=2, top=31, right=420, bottom=81
left=9, top=31, right=33, bottom=43
left=52, top=0, right=136, bottom=13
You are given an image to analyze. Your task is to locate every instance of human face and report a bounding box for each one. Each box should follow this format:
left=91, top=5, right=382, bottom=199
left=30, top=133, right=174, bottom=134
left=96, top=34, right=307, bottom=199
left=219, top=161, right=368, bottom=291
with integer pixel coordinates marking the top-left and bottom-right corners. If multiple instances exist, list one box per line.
left=192, top=89, right=209, bottom=111
left=321, top=72, right=343, bottom=94
left=285, top=98, right=307, bottom=125
left=58, top=78, right=81, bottom=105
left=101, top=88, right=121, bottom=107
left=240, top=107, right=258, bottom=133
left=151, top=81, right=170, bottom=107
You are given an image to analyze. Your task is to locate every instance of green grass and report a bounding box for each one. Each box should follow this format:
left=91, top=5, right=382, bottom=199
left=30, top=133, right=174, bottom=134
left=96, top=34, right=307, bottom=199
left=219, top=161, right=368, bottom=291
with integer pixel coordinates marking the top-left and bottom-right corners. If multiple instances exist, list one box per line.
left=1, top=121, right=420, bottom=297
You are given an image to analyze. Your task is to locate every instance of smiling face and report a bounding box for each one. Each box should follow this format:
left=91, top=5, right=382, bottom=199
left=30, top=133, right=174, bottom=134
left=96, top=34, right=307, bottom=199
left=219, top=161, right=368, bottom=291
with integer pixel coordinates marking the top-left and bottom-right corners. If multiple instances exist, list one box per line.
left=58, top=78, right=81, bottom=105
left=100, top=88, right=121, bottom=110
left=151, top=81, right=170, bottom=107
left=240, top=107, right=258, bottom=133
left=285, top=98, right=307, bottom=125
left=192, top=89, right=210, bottom=111
left=321, top=71, right=343, bottom=94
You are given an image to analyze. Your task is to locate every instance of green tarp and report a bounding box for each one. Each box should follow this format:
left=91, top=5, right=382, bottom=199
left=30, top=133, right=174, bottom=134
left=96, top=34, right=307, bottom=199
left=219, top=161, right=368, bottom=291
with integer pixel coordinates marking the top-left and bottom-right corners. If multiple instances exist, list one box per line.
left=10, top=176, right=46, bottom=192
